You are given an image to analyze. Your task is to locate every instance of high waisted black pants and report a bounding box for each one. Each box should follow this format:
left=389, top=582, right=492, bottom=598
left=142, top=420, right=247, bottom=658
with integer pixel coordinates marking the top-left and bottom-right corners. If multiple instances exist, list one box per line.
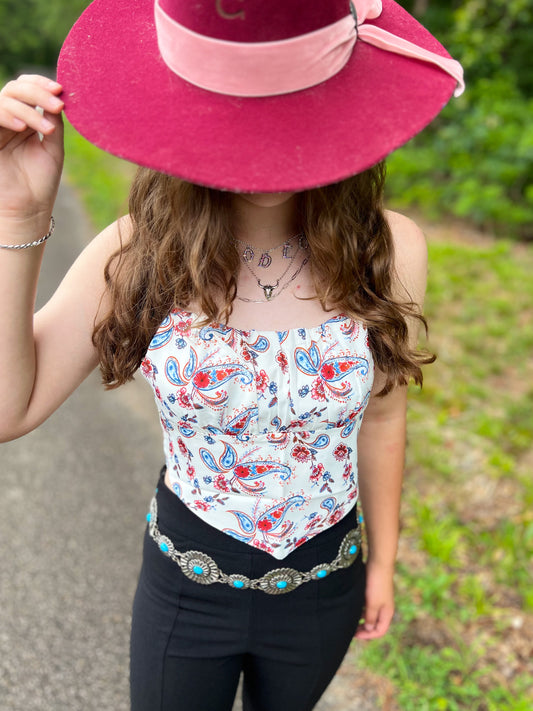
left=130, top=473, right=366, bottom=711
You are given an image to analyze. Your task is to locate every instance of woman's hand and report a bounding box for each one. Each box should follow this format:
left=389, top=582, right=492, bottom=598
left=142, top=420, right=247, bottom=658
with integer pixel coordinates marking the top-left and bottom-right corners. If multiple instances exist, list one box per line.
left=355, top=560, right=395, bottom=640
left=0, top=74, right=64, bottom=224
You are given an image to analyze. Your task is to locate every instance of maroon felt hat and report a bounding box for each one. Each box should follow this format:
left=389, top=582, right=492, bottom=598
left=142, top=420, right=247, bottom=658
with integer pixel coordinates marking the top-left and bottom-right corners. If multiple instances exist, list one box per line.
left=57, top=0, right=463, bottom=192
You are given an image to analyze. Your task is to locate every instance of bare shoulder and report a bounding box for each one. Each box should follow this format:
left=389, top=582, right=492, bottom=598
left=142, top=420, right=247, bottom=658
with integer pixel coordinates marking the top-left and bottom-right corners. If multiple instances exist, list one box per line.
left=34, top=213, right=134, bottom=341
left=75, top=214, right=133, bottom=271
left=384, top=209, right=428, bottom=304
left=385, top=209, right=427, bottom=265
left=13, top=215, right=135, bottom=438
left=54, top=214, right=133, bottom=310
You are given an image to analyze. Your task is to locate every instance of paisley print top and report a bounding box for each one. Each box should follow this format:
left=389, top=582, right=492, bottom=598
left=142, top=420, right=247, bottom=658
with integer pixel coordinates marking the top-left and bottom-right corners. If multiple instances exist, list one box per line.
left=140, top=309, right=374, bottom=560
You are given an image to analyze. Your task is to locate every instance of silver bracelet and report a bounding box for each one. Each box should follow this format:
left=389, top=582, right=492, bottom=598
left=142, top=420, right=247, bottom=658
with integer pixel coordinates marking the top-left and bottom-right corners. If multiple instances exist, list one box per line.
left=0, top=216, right=55, bottom=250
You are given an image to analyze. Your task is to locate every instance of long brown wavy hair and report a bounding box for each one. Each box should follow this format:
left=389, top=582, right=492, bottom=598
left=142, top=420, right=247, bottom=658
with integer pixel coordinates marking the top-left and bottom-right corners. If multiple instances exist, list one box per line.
left=93, top=163, right=434, bottom=395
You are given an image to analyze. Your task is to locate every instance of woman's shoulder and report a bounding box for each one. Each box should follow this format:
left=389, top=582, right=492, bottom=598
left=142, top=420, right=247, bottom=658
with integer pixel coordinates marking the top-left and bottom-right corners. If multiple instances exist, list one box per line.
left=384, top=209, right=428, bottom=303
left=89, top=214, right=133, bottom=256
left=384, top=209, right=426, bottom=255
left=71, top=214, right=133, bottom=280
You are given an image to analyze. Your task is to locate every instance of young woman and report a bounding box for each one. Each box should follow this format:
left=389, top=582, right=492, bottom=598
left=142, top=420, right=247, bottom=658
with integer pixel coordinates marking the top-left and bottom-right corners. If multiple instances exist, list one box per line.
left=0, top=1, right=463, bottom=709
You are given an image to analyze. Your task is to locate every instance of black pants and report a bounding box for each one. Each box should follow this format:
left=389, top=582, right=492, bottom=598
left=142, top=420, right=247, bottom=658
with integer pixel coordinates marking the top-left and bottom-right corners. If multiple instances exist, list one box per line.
left=130, top=473, right=366, bottom=711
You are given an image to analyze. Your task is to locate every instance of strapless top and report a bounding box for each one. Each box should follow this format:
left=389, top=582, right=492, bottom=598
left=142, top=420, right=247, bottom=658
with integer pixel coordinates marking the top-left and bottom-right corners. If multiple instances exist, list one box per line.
left=140, top=309, right=374, bottom=559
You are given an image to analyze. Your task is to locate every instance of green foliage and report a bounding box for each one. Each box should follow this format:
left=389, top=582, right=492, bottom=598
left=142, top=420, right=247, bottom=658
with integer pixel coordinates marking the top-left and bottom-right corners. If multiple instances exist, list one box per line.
left=391, top=1, right=533, bottom=239
left=355, top=234, right=533, bottom=709
left=0, top=0, right=90, bottom=75
left=387, top=79, right=533, bottom=237
left=450, top=0, right=533, bottom=95
left=63, top=120, right=134, bottom=232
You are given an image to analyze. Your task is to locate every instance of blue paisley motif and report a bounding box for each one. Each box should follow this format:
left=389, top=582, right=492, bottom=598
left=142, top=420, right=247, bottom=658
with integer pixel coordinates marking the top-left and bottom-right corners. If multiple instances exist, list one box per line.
left=258, top=495, right=305, bottom=533
left=165, top=349, right=197, bottom=386
left=308, top=433, right=330, bottom=449
left=224, top=407, right=258, bottom=437
left=294, top=341, right=321, bottom=375
left=220, top=442, right=237, bottom=469
left=247, top=335, right=270, bottom=353
left=184, top=349, right=197, bottom=380
left=321, top=355, right=369, bottom=381
left=341, top=418, right=357, bottom=438
left=320, top=497, right=337, bottom=513
left=193, top=364, right=254, bottom=391
left=199, top=443, right=238, bottom=473
left=227, top=510, right=255, bottom=534
left=199, top=448, right=222, bottom=473
left=149, top=326, right=173, bottom=349
left=223, top=529, right=253, bottom=543
left=233, top=461, right=292, bottom=482
left=198, top=324, right=232, bottom=342
left=165, top=356, right=187, bottom=386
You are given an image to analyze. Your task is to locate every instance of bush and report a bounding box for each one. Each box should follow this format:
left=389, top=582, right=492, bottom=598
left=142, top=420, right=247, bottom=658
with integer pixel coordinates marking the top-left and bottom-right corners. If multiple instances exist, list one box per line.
left=387, top=78, right=533, bottom=238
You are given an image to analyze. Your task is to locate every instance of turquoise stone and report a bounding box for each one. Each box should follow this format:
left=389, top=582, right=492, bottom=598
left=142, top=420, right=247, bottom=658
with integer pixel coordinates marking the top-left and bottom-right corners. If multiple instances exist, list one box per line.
left=193, top=565, right=204, bottom=575
left=159, top=541, right=169, bottom=553
left=276, top=581, right=287, bottom=589
left=349, top=544, right=357, bottom=555
left=233, top=580, right=244, bottom=589
left=317, top=569, right=328, bottom=579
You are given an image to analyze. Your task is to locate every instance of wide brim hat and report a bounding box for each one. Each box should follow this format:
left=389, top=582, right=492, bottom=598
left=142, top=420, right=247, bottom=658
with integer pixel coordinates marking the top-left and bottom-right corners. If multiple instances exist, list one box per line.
left=57, top=0, right=463, bottom=192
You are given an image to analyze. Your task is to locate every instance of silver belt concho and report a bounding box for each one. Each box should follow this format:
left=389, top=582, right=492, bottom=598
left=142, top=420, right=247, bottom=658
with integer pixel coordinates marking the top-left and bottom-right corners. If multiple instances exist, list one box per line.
left=147, top=495, right=362, bottom=595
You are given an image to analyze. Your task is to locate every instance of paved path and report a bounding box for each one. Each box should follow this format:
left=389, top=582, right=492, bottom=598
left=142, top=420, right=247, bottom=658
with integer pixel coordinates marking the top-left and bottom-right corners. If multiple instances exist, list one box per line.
left=0, top=183, right=367, bottom=710
left=0, top=183, right=163, bottom=710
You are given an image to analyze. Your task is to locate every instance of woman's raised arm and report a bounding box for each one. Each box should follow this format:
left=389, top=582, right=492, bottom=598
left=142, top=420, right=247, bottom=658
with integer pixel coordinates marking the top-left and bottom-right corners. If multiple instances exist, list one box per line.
left=0, top=75, right=123, bottom=442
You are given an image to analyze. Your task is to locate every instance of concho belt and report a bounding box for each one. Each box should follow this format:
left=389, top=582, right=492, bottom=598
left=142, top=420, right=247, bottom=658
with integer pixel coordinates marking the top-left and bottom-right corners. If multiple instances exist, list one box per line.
left=147, top=494, right=362, bottom=595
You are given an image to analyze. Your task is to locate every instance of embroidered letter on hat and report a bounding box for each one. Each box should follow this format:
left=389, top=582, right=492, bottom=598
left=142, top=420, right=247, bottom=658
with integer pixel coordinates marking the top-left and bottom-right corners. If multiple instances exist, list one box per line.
left=216, top=0, right=245, bottom=21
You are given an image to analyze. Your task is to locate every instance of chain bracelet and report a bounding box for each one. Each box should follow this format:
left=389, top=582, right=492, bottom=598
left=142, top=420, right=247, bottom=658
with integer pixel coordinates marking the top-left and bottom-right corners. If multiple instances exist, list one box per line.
left=0, top=216, right=55, bottom=250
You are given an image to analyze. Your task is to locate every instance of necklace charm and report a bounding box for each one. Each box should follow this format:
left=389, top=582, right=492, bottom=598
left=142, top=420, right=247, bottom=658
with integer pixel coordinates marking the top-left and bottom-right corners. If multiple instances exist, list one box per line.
left=258, top=252, right=273, bottom=268
left=242, top=245, right=254, bottom=262
left=236, top=233, right=308, bottom=303
left=259, top=279, right=280, bottom=300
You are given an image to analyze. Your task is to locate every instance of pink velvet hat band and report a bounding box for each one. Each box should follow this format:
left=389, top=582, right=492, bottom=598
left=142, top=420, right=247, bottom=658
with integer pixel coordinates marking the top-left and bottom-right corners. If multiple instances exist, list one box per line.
left=155, top=0, right=464, bottom=98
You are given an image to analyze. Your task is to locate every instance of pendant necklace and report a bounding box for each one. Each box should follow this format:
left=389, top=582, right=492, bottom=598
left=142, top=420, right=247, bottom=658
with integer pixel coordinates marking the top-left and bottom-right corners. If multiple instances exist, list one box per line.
left=234, top=233, right=306, bottom=268
left=241, top=243, right=301, bottom=300
left=237, top=255, right=310, bottom=304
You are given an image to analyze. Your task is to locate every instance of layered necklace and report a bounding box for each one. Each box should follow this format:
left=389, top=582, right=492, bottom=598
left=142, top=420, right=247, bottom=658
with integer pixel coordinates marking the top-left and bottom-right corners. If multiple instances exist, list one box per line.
left=234, top=233, right=309, bottom=303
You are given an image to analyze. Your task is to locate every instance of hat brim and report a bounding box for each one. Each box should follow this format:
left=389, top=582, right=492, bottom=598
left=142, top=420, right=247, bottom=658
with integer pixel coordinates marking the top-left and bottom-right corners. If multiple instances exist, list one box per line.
left=57, top=0, right=457, bottom=192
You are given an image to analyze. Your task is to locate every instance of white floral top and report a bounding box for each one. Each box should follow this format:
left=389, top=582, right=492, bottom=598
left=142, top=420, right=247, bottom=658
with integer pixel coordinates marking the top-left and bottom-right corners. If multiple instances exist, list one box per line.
left=140, top=309, right=374, bottom=559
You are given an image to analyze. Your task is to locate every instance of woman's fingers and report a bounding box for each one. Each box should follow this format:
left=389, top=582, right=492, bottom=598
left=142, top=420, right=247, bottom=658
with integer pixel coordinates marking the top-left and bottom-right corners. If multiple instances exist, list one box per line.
left=355, top=604, right=394, bottom=640
left=0, top=76, right=63, bottom=135
left=5, top=74, right=63, bottom=98
left=2, top=77, right=63, bottom=111
left=0, top=96, right=57, bottom=134
left=40, top=109, right=64, bottom=161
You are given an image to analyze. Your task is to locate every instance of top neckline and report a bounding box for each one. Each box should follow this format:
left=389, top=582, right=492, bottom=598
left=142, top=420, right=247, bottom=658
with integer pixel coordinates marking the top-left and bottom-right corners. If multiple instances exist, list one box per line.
left=174, top=309, right=356, bottom=336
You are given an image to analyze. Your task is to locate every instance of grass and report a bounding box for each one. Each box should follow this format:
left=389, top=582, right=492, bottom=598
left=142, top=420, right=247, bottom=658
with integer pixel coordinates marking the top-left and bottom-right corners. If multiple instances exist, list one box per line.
left=63, top=118, right=134, bottom=233
left=357, top=233, right=533, bottom=709
left=61, top=127, right=533, bottom=710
